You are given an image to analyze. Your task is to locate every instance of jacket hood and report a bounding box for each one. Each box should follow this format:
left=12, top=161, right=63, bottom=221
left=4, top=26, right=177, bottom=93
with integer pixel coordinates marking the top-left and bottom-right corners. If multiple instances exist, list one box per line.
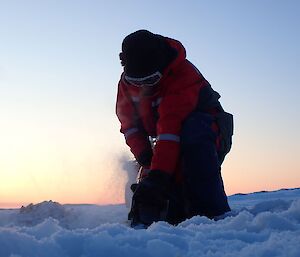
left=162, top=38, right=187, bottom=75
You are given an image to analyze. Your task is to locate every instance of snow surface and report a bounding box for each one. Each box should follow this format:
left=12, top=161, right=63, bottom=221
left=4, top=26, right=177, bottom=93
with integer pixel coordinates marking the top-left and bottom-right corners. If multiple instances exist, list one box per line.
left=0, top=189, right=300, bottom=257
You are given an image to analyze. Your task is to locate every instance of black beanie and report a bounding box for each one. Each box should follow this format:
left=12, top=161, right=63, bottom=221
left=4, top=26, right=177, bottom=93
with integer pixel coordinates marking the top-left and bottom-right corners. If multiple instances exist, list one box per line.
left=121, top=30, right=177, bottom=78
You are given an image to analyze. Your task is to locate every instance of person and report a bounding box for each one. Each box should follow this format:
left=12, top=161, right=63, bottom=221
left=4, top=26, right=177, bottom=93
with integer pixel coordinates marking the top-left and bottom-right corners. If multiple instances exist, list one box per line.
left=116, top=30, right=233, bottom=227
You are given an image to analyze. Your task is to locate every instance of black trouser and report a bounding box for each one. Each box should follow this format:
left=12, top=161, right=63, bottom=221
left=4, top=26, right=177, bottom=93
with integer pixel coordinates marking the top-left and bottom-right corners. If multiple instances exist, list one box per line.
left=180, top=112, right=231, bottom=218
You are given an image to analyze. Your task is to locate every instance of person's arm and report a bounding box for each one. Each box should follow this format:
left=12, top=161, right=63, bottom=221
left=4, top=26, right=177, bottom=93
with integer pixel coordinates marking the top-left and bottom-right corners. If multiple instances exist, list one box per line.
left=116, top=80, right=152, bottom=166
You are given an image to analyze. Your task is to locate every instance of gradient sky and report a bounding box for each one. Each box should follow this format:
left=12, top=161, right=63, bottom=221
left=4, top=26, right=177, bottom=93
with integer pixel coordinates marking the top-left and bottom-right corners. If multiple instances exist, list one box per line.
left=0, top=0, right=299, bottom=208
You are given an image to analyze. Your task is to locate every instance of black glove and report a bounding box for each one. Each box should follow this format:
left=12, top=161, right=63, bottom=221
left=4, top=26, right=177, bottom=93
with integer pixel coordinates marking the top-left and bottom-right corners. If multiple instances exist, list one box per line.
left=136, top=149, right=153, bottom=167
left=130, top=170, right=171, bottom=227
left=133, top=170, right=171, bottom=204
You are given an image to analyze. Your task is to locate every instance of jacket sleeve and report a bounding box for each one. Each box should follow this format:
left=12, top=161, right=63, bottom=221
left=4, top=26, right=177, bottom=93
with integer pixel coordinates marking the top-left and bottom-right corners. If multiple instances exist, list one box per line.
left=116, top=80, right=152, bottom=162
left=150, top=67, right=206, bottom=174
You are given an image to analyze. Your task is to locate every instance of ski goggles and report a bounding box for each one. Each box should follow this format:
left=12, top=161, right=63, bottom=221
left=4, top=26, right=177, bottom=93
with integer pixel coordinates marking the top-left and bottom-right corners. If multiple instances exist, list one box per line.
left=125, top=71, right=162, bottom=87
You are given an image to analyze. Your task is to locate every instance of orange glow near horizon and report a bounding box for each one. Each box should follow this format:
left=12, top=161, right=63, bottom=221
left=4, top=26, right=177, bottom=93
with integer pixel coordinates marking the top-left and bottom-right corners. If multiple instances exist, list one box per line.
left=1, top=136, right=299, bottom=209
left=0, top=121, right=131, bottom=209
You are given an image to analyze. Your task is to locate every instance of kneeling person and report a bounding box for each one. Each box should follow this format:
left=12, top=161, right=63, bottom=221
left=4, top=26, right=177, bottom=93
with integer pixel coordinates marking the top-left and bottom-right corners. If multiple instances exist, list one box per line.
left=116, top=30, right=233, bottom=227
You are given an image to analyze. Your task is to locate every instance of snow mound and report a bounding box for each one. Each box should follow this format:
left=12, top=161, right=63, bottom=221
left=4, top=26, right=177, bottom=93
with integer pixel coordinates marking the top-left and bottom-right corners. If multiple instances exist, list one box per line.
left=18, top=201, right=68, bottom=226
left=0, top=189, right=300, bottom=257
left=0, top=200, right=128, bottom=229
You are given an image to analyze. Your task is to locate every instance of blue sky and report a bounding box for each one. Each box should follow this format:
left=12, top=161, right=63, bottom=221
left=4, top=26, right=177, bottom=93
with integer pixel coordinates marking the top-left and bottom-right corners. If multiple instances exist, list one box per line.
left=0, top=1, right=299, bottom=207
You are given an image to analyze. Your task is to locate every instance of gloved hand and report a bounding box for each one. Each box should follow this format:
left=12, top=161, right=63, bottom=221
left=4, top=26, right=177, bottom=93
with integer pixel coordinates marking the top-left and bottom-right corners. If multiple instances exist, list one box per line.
left=133, top=170, right=170, bottom=204
left=130, top=170, right=172, bottom=227
left=136, top=149, right=153, bottom=167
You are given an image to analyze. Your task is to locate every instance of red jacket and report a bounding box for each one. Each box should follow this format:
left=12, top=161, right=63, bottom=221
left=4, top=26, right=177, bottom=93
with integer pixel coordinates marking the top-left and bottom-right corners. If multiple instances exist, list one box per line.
left=116, top=38, right=214, bottom=175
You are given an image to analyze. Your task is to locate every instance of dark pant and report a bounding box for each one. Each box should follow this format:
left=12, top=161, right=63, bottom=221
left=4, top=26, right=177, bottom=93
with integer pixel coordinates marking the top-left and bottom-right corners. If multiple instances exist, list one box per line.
left=180, top=112, right=231, bottom=218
